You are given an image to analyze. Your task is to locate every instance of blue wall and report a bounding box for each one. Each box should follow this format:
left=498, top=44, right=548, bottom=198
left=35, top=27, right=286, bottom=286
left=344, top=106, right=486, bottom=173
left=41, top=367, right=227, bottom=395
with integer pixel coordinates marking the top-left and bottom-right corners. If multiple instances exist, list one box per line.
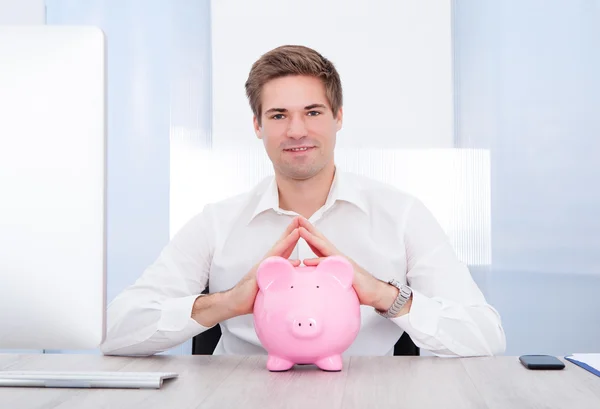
left=45, top=0, right=212, bottom=355
left=454, top=0, right=600, bottom=355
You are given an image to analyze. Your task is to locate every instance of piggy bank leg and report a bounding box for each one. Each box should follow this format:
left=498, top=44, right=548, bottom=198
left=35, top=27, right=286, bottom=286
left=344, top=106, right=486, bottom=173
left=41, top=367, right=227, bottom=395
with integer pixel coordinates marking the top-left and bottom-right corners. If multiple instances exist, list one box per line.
left=315, top=355, right=343, bottom=372
left=267, top=355, right=295, bottom=372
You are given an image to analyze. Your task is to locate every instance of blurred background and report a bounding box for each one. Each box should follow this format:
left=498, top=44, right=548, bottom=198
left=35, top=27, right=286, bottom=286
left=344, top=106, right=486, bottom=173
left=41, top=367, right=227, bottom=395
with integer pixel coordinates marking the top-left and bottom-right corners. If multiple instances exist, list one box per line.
left=2, top=0, right=599, bottom=356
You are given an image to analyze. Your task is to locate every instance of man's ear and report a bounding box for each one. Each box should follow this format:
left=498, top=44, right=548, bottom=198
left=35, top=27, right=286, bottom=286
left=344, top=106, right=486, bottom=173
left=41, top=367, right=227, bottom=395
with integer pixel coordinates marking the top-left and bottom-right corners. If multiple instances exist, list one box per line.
left=335, top=107, right=343, bottom=132
left=253, top=115, right=262, bottom=139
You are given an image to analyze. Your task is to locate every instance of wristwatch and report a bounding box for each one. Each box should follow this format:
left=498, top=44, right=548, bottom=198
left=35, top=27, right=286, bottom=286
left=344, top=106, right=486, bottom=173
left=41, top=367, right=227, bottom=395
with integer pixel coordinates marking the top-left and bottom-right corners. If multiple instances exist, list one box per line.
left=376, top=279, right=412, bottom=318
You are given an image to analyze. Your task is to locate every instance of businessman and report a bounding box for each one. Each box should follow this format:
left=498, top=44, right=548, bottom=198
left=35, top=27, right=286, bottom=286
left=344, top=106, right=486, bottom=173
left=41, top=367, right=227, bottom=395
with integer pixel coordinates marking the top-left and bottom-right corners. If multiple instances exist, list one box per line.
left=100, top=45, right=506, bottom=357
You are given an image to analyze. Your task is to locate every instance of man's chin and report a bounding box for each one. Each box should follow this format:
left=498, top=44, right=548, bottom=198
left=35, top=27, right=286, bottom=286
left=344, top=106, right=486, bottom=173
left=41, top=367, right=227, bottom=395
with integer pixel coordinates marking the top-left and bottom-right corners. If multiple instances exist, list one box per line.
left=278, top=166, right=320, bottom=181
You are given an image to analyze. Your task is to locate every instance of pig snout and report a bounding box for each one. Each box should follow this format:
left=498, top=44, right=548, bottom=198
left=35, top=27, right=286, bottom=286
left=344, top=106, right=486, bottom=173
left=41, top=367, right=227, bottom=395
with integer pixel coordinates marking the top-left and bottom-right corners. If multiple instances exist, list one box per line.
left=291, top=317, right=322, bottom=339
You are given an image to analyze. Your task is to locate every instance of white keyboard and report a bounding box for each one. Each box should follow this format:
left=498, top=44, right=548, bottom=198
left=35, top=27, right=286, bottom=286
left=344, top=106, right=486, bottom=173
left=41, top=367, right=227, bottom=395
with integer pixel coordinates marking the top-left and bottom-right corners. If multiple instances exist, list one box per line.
left=0, top=370, right=178, bottom=389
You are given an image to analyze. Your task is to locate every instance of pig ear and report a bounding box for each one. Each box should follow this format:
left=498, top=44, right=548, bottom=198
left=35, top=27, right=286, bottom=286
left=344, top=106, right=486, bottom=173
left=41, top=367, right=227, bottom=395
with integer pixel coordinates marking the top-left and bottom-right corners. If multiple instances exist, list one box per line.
left=315, top=256, right=354, bottom=289
left=256, top=256, right=295, bottom=291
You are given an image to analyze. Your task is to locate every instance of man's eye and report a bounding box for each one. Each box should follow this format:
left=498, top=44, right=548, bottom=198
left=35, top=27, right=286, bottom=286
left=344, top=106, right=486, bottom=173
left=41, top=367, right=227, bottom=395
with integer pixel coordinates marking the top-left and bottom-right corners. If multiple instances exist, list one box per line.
left=271, top=114, right=285, bottom=120
left=307, top=111, right=321, bottom=116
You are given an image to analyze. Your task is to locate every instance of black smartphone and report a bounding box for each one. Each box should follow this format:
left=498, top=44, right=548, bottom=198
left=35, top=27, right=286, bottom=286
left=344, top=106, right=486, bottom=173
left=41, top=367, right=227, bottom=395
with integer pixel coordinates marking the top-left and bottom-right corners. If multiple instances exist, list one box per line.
left=519, top=355, right=565, bottom=370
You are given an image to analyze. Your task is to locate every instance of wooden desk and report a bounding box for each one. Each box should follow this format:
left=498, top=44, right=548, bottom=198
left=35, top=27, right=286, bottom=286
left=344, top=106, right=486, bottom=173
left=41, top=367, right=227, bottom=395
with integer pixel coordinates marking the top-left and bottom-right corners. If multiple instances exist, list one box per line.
left=1, top=354, right=599, bottom=408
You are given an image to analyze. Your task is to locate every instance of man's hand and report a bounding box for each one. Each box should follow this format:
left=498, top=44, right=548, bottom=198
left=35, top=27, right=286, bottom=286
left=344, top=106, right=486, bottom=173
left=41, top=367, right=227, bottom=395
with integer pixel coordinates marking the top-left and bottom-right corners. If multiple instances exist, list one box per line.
left=229, top=216, right=301, bottom=316
left=192, top=217, right=301, bottom=327
left=298, top=217, right=411, bottom=316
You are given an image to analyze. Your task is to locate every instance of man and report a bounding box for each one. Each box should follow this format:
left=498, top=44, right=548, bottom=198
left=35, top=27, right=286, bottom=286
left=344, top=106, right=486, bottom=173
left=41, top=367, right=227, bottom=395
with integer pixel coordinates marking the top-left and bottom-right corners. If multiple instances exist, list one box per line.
left=100, top=45, right=505, bottom=358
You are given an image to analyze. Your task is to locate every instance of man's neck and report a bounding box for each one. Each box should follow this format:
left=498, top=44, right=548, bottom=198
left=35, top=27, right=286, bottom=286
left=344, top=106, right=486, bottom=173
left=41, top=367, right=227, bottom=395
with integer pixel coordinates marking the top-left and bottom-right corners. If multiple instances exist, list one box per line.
left=277, top=163, right=336, bottom=220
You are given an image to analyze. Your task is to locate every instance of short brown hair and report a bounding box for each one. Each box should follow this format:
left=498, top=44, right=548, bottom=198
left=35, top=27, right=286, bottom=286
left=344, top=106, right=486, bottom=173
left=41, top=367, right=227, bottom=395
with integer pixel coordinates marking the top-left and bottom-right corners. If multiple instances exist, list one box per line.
left=245, top=45, right=343, bottom=125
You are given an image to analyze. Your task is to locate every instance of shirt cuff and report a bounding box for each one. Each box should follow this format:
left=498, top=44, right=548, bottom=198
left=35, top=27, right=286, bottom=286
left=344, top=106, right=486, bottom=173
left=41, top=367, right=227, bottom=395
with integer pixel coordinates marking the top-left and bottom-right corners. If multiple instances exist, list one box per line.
left=390, top=288, right=443, bottom=337
left=157, top=294, right=214, bottom=334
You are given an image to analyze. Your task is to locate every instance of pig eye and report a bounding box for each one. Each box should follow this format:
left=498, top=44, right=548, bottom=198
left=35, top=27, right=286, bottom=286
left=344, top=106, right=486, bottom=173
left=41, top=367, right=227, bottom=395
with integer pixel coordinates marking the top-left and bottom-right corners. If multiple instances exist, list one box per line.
left=316, top=286, right=319, bottom=288
left=290, top=286, right=293, bottom=288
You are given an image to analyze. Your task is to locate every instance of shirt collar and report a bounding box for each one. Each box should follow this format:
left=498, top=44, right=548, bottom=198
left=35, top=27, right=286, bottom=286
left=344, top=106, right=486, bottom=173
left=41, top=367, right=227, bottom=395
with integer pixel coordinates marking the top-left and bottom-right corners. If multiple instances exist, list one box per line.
left=249, top=168, right=368, bottom=222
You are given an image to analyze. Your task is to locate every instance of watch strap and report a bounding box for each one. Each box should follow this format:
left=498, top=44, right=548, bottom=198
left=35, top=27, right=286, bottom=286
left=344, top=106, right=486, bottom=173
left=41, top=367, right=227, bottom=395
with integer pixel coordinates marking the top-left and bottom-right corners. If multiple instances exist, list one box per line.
left=376, top=279, right=412, bottom=318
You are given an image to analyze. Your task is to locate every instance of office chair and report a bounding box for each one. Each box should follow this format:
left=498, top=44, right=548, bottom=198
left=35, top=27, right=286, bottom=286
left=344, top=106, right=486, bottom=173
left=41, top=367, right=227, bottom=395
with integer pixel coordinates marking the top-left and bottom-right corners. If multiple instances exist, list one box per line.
left=192, top=287, right=420, bottom=356
left=192, top=324, right=419, bottom=356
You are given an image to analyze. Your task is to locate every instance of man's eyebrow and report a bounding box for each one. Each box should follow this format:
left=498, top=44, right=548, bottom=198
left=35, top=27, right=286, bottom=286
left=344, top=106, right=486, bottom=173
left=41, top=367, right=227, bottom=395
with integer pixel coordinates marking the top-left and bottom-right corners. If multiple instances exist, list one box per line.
left=264, top=104, right=327, bottom=115
left=264, top=107, right=287, bottom=115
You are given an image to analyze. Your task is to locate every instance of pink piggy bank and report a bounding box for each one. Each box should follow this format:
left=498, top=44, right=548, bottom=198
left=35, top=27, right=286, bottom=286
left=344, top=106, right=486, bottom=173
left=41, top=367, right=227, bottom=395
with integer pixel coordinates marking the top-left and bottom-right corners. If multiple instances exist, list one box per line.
left=253, top=255, right=361, bottom=372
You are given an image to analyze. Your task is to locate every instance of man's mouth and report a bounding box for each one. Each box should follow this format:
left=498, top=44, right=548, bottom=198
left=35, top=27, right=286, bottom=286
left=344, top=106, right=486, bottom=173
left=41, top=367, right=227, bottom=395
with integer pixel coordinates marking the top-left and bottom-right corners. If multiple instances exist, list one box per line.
left=284, top=146, right=314, bottom=152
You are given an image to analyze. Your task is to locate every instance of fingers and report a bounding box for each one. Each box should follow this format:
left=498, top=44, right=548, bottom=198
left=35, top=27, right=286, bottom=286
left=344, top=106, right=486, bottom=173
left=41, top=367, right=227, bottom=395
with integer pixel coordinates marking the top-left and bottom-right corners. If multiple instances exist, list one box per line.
left=298, top=217, right=322, bottom=238
left=280, top=231, right=300, bottom=259
left=299, top=227, right=333, bottom=257
left=305, top=240, right=325, bottom=258
left=302, top=257, right=326, bottom=266
left=270, top=228, right=300, bottom=258
left=279, top=216, right=301, bottom=240
left=270, top=217, right=338, bottom=264
left=288, top=259, right=301, bottom=267
left=281, top=228, right=300, bottom=250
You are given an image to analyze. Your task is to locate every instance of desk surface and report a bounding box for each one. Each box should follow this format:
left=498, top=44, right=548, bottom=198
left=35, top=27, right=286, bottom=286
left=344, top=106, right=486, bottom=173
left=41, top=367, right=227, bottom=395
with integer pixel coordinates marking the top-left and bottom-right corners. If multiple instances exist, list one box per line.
left=1, top=354, right=599, bottom=409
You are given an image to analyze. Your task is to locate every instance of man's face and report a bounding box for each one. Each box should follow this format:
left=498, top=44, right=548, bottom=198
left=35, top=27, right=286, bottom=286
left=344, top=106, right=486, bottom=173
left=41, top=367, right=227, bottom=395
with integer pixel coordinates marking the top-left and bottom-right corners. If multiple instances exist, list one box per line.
left=253, top=75, right=342, bottom=180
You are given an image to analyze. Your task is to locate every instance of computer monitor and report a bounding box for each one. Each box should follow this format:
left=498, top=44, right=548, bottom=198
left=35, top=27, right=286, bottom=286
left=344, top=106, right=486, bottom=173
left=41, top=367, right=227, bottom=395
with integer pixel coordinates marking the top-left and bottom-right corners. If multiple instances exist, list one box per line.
left=0, top=25, right=106, bottom=350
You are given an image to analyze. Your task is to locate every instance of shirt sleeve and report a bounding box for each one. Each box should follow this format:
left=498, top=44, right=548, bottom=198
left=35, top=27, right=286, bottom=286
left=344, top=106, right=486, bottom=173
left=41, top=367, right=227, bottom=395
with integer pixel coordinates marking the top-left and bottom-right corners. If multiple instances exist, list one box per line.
left=389, top=197, right=506, bottom=357
left=99, top=208, right=216, bottom=356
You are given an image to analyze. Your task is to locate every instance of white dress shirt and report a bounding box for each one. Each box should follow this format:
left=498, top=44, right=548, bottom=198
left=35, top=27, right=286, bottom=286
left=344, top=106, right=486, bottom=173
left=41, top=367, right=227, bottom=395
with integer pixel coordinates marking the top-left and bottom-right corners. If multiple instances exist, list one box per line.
left=100, top=170, right=506, bottom=357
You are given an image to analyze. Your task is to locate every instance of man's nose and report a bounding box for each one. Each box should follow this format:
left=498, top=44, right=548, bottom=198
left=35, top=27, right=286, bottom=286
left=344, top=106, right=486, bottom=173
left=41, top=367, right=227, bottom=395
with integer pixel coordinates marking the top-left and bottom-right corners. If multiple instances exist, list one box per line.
left=286, top=115, right=308, bottom=139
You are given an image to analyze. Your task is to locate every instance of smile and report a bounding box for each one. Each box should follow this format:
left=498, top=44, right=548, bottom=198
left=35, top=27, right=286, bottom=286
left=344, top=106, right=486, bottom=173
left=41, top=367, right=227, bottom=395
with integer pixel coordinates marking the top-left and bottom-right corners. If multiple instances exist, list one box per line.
left=284, top=147, right=314, bottom=152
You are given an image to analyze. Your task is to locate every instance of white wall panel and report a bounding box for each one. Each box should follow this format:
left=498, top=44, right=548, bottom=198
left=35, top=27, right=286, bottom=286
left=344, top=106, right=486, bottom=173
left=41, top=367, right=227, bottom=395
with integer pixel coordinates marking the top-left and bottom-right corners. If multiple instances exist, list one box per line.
left=210, top=0, right=453, bottom=150
left=171, top=147, right=490, bottom=268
